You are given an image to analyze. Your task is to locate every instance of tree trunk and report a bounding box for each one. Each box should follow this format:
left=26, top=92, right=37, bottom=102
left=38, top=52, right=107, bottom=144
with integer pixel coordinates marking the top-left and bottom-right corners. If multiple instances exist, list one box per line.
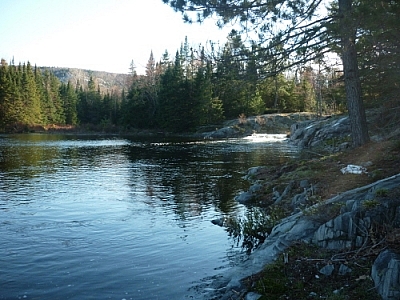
left=339, top=0, right=370, bottom=147
left=274, top=76, right=279, bottom=109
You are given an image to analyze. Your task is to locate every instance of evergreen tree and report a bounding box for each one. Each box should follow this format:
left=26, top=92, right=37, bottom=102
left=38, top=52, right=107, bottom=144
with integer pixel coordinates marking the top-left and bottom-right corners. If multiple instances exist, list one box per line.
left=0, top=64, right=15, bottom=129
left=7, top=64, right=24, bottom=126
left=21, top=62, right=42, bottom=124
left=41, top=70, right=65, bottom=124
left=145, top=51, right=156, bottom=86
left=144, top=51, right=159, bottom=119
left=163, top=0, right=371, bottom=146
left=160, top=50, right=171, bottom=73
left=194, top=60, right=224, bottom=125
left=157, top=51, right=186, bottom=131
left=77, top=76, right=103, bottom=124
left=297, top=67, right=317, bottom=113
left=355, top=0, right=400, bottom=108
left=125, top=85, right=152, bottom=128
left=320, top=66, right=346, bottom=114
left=214, top=32, right=265, bottom=118
left=60, top=81, right=78, bottom=125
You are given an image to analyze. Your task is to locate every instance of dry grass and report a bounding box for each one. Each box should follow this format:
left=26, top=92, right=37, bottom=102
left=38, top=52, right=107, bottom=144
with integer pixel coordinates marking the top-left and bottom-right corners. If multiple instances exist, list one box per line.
left=313, top=139, right=400, bottom=200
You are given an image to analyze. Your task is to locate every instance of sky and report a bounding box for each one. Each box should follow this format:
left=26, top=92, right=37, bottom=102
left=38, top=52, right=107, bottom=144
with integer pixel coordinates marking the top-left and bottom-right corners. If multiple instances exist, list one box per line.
left=1, top=0, right=233, bottom=74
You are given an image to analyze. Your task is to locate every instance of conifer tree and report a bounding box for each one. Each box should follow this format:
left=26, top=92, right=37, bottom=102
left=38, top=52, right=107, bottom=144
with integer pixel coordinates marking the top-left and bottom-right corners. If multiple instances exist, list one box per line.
left=162, top=0, right=372, bottom=146
left=157, top=51, right=186, bottom=131
left=145, top=51, right=156, bottom=86
left=60, top=81, right=78, bottom=125
left=0, top=63, right=14, bottom=129
left=195, top=60, right=224, bottom=125
left=41, top=70, right=65, bottom=124
left=144, top=50, right=159, bottom=118
left=78, top=76, right=102, bottom=124
left=21, top=62, right=42, bottom=124
left=7, top=64, right=24, bottom=126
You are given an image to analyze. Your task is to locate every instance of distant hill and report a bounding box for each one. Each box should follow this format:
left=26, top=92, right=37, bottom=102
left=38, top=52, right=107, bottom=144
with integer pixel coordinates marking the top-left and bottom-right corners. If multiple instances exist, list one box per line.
left=39, top=67, right=132, bottom=94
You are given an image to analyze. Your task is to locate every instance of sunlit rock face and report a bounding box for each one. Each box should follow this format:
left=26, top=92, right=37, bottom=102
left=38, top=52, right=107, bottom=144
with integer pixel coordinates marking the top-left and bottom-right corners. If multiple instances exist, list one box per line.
left=289, top=116, right=351, bottom=151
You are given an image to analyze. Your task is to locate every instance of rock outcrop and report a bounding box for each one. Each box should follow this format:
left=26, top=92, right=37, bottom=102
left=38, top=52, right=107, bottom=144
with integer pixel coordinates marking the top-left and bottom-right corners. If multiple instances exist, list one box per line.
left=201, top=113, right=314, bottom=139
left=201, top=111, right=399, bottom=299
left=39, top=67, right=130, bottom=94
left=372, top=249, right=400, bottom=300
left=289, top=115, right=351, bottom=151
left=204, top=173, right=400, bottom=300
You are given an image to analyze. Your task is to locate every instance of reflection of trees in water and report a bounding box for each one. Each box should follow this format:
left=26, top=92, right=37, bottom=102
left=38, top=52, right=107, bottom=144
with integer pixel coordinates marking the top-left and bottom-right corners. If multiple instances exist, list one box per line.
left=159, top=161, right=243, bottom=218
left=0, top=136, right=61, bottom=178
left=226, top=207, right=274, bottom=254
left=125, top=139, right=295, bottom=224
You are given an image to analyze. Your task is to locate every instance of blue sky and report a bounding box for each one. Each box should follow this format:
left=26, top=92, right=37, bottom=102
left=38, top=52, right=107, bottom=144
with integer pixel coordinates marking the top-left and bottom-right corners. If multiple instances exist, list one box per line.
left=1, top=0, right=232, bottom=74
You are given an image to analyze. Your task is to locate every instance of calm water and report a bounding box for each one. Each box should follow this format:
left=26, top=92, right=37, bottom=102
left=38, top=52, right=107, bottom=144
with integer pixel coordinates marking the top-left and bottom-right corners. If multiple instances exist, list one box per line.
left=0, top=134, right=297, bottom=299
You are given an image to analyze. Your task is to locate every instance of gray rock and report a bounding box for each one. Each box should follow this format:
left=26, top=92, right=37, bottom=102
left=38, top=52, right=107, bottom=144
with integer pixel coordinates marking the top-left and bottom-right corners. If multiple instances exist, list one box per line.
left=235, top=191, right=253, bottom=204
left=289, top=116, right=351, bottom=150
left=244, top=166, right=269, bottom=181
left=319, top=264, right=335, bottom=276
left=235, top=183, right=264, bottom=204
left=206, top=127, right=239, bottom=139
left=371, top=249, right=400, bottom=300
left=274, top=180, right=295, bottom=204
left=245, top=292, right=262, bottom=300
left=272, top=187, right=281, bottom=202
left=281, top=180, right=295, bottom=199
left=338, top=264, right=352, bottom=275
left=333, top=287, right=344, bottom=294
left=211, top=217, right=226, bottom=227
left=291, top=188, right=309, bottom=208
left=299, top=179, right=310, bottom=189
left=249, top=184, right=263, bottom=194
left=338, top=142, right=350, bottom=151
left=313, top=211, right=369, bottom=250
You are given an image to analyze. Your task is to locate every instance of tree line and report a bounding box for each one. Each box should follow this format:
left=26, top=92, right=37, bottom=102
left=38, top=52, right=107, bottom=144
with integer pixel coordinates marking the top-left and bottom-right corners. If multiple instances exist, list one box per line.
left=0, top=39, right=345, bottom=133
left=123, top=36, right=346, bottom=132
left=0, top=60, right=119, bottom=131
left=162, top=0, right=400, bottom=146
left=1, top=0, right=399, bottom=136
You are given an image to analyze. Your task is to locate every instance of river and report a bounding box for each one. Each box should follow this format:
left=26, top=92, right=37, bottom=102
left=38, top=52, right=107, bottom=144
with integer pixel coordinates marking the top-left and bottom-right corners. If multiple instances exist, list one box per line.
left=0, top=133, right=297, bottom=299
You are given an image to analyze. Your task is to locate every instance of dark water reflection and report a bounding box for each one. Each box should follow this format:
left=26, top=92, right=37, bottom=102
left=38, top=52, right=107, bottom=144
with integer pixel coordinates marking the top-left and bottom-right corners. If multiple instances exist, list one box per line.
left=0, top=134, right=297, bottom=299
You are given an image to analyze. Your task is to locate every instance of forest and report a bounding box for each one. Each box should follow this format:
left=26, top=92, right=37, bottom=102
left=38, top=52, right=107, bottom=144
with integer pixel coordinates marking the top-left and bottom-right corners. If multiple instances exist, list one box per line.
left=0, top=0, right=399, bottom=134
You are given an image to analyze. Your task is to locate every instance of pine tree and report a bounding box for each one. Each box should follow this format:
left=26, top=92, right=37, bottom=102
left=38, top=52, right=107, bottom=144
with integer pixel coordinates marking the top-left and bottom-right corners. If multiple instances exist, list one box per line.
left=163, top=0, right=371, bottom=146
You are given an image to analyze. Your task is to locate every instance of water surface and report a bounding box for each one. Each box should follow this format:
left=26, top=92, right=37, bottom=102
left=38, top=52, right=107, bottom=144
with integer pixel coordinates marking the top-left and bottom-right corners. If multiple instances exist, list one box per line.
left=0, top=134, right=297, bottom=299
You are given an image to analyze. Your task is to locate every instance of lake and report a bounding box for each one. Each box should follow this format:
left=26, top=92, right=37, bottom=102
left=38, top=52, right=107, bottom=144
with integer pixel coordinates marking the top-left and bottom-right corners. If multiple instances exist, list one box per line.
left=0, top=133, right=297, bottom=299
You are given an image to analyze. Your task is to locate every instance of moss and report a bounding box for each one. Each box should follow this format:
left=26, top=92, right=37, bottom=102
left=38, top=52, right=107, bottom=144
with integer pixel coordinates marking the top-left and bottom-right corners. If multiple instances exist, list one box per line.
left=375, top=188, right=389, bottom=197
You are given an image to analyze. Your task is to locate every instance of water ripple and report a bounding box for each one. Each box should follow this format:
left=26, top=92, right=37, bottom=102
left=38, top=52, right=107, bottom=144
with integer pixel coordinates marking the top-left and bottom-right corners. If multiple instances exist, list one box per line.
left=0, top=134, right=297, bottom=299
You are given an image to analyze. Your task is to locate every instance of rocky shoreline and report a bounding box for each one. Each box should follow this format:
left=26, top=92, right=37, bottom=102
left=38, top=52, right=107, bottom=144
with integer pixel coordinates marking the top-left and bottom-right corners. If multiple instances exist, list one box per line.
left=199, top=112, right=315, bottom=139
left=6, top=112, right=399, bottom=299
left=201, top=112, right=400, bottom=300
left=207, top=173, right=400, bottom=300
